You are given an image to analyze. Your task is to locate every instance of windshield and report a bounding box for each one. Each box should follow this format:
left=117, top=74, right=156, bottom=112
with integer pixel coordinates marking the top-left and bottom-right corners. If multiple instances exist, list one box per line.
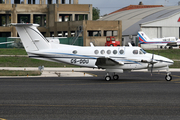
left=140, top=49, right=146, bottom=54
left=107, top=38, right=110, bottom=41
left=111, top=38, right=115, bottom=41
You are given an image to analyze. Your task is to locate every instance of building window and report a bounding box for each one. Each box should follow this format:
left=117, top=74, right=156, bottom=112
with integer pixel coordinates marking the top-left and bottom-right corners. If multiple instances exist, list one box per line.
left=34, top=14, right=46, bottom=27
left=0, top=32, right=11, bottom=37
left=75, top=14, right=88, bottom=21
left=88, top=31, right=101, bottom=37
left=0, top=14, right=11, bottom=27
left=104, top=31, right=117, bottom=36
left=59, top=14, right=72, bottom=22
left=18, top=14, right=30, bottom=23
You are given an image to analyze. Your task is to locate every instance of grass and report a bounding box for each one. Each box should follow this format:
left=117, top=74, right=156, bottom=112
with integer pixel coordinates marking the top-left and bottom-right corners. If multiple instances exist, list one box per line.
left=0, top=57, right=77, bottom=67
left=0, top=48, right=27, bottom=55
left=170, top=61, right=180, bottom=68
left=146, top=49, right=180, bottom=59
left=0, top=70, right=41, bottom=76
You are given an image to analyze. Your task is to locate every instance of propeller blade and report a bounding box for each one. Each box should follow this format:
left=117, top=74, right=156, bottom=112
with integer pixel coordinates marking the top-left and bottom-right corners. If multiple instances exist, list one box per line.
left=150, top=54, right=154, bottom=76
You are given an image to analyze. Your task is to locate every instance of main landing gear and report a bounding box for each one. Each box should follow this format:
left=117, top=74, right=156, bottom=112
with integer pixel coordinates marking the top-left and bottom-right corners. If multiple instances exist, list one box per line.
left=105, top=73, right=119, bottom=81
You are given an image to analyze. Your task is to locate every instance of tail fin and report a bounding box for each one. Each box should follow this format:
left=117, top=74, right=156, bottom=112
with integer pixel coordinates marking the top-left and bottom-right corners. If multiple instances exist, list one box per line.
left=138, top=31, right=150, bottom=44
left=12, top=23, right=50, bottom=51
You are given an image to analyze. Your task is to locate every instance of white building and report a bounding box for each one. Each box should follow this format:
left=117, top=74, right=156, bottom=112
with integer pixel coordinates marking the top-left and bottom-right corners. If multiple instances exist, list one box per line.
left=99, top=6, right=180, bottom=46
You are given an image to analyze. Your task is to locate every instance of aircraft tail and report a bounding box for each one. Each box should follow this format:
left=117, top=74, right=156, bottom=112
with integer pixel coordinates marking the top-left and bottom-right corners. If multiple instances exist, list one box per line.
left=138, top=31, right=150, bottom=44
left=12, top=23, right=50, bottom=51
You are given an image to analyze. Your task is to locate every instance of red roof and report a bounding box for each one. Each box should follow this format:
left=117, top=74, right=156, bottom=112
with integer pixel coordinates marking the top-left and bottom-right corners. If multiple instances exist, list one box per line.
left=108, top=5, right=164, bottom=15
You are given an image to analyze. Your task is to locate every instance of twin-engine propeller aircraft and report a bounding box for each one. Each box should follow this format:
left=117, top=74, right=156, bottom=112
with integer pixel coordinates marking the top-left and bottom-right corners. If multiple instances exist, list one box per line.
left=138, top=31, right=180, bottom=49
left=12, top=23, right=174, bottom=81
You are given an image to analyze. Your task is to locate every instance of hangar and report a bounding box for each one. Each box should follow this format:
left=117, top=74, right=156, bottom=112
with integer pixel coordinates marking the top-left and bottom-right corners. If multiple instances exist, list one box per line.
left=99, top=5, right=180, bottom=46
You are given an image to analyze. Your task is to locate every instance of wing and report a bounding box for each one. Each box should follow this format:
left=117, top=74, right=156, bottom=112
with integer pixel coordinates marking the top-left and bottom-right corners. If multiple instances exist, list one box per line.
left=166, top=42, right=177, bottom=46
left=95, top=57, right=124, bottom=67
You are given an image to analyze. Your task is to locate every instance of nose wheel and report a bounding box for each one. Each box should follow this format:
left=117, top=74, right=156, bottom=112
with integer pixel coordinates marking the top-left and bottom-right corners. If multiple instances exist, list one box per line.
left=165, top=73, right=172, bottom=81
left=165, top=67, right=172, bottom=81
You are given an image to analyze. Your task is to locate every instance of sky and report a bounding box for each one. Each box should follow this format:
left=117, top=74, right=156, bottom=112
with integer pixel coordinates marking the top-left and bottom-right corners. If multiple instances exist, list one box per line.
left=79, top=0, right=180, bottom=16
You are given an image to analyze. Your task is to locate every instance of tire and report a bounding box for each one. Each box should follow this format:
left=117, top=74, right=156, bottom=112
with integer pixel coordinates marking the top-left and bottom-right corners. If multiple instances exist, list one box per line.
left=165, top=75, right=172, bottom=81
left=113, top=75, right=119, bottom=80
left=105, top=76, right=111, bottom=81
left=110, top=44, right=114, bottom=46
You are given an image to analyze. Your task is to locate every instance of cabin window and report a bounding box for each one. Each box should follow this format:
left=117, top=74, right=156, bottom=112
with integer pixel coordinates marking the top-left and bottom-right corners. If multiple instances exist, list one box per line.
left=119, top=50, right=124, bottom=54
left=107, top=50, right=111, bottom=54
left=101, top=50, right=105, bottom=54
left=133, top=50, right=138, bottom=54
left=94, top=50, right=99, bottom=54
left=113, top=50, right=117, bottom=54
left=73, top=50, right=77, bottom=54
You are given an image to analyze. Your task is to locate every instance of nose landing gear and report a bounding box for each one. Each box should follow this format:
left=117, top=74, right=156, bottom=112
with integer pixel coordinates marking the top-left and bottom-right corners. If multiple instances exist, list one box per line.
left=165, top=73, right=172, bottom=81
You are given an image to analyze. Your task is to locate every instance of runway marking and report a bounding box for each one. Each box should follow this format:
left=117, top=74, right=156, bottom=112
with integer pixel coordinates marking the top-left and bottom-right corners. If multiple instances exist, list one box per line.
left=82, top=72, right=97, bottom=77
left=0, top=104, right=180, bottom=109
left=0, top=118, right=7, bottom=120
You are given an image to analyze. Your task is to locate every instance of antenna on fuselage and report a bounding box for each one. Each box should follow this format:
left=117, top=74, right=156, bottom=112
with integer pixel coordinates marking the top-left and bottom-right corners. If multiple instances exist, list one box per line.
left=90, top=42, right=94, bottom=47
left=128, top=42, right=132, bottom=47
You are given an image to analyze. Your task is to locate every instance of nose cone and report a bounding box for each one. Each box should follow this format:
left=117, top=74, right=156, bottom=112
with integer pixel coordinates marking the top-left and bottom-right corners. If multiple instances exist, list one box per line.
left=154, top=54, right=174, bottom=67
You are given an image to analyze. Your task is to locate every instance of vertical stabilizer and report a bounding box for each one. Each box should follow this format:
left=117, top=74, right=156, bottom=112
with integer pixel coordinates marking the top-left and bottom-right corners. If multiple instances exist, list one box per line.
left=12, top=23, right=50, bottom=51
left=138, top=31, right=151, bottom=44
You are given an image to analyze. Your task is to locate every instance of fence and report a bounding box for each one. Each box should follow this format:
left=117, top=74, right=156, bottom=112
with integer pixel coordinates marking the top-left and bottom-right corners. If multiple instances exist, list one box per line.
left=0, top=37, right=83, bottom=48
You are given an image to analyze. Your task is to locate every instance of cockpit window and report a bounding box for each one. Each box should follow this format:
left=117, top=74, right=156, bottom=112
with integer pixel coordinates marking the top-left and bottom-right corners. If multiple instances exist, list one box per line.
left=140, top=49, right=146, bottom=54
left=133, top=50, right=138, bottom=54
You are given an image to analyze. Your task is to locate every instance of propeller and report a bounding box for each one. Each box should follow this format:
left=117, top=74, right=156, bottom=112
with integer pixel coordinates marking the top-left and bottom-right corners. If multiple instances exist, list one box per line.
left=150, top=54, right=154, bottom=76
left=141, top=54, right=157, bottom=76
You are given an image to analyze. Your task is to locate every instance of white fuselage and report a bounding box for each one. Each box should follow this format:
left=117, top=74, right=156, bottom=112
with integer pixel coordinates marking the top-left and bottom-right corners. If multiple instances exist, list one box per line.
left=27, top=45, right=173, bottom=71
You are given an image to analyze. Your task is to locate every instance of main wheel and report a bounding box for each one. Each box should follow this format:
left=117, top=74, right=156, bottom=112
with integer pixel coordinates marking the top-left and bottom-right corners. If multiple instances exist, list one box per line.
left=165, top=75, right=172, bottom=81
left=105, top=76, right=111, bottom=81
left=113, top=75, right=119, bottom=80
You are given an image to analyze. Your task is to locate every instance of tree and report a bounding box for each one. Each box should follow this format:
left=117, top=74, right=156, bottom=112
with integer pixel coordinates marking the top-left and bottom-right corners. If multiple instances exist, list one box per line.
left=93, top=7, right=100, bottom=20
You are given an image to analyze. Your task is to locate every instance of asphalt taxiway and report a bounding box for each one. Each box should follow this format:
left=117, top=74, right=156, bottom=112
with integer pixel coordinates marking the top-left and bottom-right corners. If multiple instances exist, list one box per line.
left=0, top=71, right=180, bottom=120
